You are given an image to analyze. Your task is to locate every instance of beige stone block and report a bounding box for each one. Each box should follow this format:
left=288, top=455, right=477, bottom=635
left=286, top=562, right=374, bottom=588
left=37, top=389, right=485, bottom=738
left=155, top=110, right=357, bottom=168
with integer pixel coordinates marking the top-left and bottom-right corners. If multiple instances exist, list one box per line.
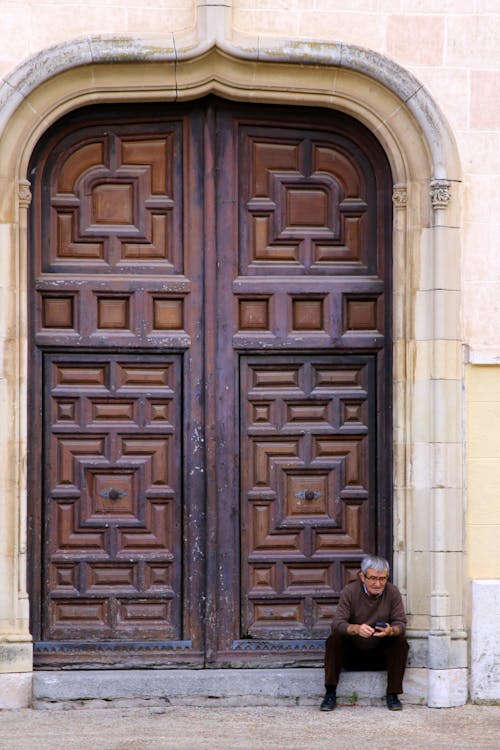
left=393, top=380, right=410, bottom=445
left=432, top=341, right=462, bottom=381
left=294, top=0, right=400, bottom=9
left=431, top=489, right=464, bottom=551
left=31, top=6, right=128, bottom=50
left=126, top=8, right=195, bottom=33
left=410, top=443, right=432, bottom=491
left=0, top=641, right=33, bottom=675
left=297, top=11, right=386, bottom=49
left=457, top=131, right=500, bottom=177
left=463, top=221, right=500, bottom=284
left=387, top=15, right=445, bottom=66
left=467, top=460, right=500, bottom=524
left=235, top=0, right=300, bottom=8
left=409, top=489, right=432, bottom=549
left=90, top=62, right=177, bottom=96
left=471, top=71, right=500, bottom=130
left=467, top=402, right=500, bottom=458
left=468, top=525, right=500, bottom=579
left=431, top=379, right=462, bottom=444
left=402, top=0, right=474, bottom=8
left=414, top=290, right=461, bottom=341
left=0, top=222, right=16, bottom=286
left=410, top=67, right=468, bottom=131
left=393, top=338, right=409, bottom=384
left=0, top=672, right=32, bottom=709
left=446, top=15, right=500, bottom=68
left=0, top=2, right=36, bottom=60
left=429, top=552, right=464, bottom=616
left=435, top=290, right=461, bottom=341
left=476, top=0, right=500, bottom=9
left=432, top=442, right=463, bottom=489
left=233, top=9, right=298, bottom=35
left=466, top=365, right=500, bottom=403
left=407, top=551, right=431, bottom=616
left=419, top=227, right=461, bottom=292
left=463, top=282, right=500, bottom=350
left=411, top=380, right=432, bottom=442
left=414, top=290, right=434, bottom=341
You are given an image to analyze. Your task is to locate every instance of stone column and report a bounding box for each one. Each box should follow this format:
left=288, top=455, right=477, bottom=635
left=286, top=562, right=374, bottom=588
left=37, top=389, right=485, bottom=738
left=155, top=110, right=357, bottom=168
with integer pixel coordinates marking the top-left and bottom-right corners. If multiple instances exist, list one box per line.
left=426, top=178, right=467, bottom=707
left=0, top=179, right=33, bottom=709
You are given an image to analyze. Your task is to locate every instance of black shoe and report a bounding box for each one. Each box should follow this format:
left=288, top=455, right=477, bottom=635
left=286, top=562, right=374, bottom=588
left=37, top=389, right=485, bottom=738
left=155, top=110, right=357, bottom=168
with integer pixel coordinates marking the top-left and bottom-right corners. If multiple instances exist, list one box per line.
left=320, top=690, right=337, bottom=711
left=386, top=693, right=402, bottom=711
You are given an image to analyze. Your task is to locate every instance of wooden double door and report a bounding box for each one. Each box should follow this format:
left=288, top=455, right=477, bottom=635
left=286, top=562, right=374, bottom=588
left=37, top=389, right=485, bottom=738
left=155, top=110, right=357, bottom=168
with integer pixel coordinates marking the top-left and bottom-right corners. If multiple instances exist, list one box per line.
left=28, top=99, right=392, bottom=668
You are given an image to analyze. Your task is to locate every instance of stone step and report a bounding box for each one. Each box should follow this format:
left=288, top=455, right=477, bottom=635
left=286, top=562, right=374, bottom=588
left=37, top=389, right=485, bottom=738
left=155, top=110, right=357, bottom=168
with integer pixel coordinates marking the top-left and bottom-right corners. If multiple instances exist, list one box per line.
left=32, top=668, right=427, bottom=709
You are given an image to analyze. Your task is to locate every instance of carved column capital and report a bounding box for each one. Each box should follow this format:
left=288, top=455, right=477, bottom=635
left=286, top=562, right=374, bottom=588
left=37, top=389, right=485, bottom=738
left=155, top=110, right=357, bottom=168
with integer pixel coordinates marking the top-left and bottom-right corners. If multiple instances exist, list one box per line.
left=430, top=179, right=451, bottom=210
left=392, top=184, right=407, bottom=208
left=18, top=179, right=32, bottom=207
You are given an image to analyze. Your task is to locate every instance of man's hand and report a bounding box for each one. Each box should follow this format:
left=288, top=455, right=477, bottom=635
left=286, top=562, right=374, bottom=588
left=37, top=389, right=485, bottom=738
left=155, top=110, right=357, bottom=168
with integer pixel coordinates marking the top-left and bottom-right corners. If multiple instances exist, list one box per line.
left=373, top=623, right=397, bottom=638
left=348, top=623, right=375, bottom=638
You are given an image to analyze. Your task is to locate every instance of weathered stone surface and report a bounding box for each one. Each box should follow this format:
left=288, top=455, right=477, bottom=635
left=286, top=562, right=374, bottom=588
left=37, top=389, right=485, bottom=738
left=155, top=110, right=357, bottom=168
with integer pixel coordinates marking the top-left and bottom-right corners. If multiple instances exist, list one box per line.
left=33, top=667, right=428, bottom=708
left=471, top=580, right=500, bottom=702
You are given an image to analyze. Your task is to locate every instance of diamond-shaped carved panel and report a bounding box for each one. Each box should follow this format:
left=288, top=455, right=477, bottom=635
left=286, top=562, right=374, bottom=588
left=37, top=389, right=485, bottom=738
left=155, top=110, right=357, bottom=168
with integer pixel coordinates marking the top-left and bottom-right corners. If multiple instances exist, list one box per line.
left=44, top=353, right=182, bottom=642
left=242, top=131, right=371, bottom=273
left=48, top=127, right=182, bottom=271
left=241, top=355, right=374, bottom=638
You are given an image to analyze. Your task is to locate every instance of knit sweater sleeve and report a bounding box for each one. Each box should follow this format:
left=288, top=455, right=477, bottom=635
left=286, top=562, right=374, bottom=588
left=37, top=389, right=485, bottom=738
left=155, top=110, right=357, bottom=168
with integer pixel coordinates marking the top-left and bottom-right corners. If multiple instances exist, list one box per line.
left=387, top=585, right=407, bottom=635
left=331, top=584, right=355, bottom=635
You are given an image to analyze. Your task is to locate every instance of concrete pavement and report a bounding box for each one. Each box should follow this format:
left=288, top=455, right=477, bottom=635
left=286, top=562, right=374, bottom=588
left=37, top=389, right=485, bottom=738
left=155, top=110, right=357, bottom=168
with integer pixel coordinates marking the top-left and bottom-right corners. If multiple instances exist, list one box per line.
left=0, top=704, right=499, bottom=750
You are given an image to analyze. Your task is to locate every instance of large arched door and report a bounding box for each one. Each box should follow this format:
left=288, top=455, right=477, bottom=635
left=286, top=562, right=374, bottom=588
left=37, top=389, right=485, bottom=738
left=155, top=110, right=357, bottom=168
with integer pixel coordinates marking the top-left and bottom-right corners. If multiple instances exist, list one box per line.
left=28, top=99, right=392, bottom=668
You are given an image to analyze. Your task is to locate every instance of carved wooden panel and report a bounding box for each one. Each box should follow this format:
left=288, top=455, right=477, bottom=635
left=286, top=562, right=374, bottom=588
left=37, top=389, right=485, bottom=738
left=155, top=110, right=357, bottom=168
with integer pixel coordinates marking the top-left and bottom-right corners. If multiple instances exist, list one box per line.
left=47, top=128, right=181, bottom=272
left=30, top=101, right=391, bottom=664
left=240, top=355, right=375, bottom=639
left=239, top=128, right=373, bottom=275
left=44, top=354, right=182, bottom=641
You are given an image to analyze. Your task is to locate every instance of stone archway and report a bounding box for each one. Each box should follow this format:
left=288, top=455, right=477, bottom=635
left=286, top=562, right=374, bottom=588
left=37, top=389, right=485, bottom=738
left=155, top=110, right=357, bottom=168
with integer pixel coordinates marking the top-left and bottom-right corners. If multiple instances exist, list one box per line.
left=0, top=34, right=464, bottom=707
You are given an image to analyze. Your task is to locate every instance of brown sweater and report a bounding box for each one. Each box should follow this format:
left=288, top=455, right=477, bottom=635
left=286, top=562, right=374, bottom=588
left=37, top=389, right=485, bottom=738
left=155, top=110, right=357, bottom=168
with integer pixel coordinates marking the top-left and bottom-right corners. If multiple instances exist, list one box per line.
left=332, top=579, right=407, bottom=645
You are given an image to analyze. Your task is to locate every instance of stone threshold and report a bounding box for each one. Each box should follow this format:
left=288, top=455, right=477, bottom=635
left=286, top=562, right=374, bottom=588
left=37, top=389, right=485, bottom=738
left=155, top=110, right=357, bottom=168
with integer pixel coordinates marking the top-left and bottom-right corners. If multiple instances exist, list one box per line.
left=32, top=668, right=428, bottom=709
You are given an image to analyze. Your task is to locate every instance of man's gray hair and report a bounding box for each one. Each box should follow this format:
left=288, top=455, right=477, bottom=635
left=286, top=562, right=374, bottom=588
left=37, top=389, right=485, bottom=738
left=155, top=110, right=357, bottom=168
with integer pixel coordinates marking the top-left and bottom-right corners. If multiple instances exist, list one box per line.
left=360, top=555, right=390, bottom=576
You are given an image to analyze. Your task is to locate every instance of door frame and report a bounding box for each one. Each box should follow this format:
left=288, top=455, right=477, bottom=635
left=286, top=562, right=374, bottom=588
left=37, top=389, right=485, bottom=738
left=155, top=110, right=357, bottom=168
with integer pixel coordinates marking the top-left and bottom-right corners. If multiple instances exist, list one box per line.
left=0, top=40, right=465, bottom=691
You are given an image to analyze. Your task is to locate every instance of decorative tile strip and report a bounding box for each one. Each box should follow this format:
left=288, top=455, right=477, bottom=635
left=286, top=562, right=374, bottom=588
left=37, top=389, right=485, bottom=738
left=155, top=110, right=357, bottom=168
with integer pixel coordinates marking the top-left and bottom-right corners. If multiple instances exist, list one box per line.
left=35, top=640, right=193, bottom=653
left=231, top=639, right=324, bottom=651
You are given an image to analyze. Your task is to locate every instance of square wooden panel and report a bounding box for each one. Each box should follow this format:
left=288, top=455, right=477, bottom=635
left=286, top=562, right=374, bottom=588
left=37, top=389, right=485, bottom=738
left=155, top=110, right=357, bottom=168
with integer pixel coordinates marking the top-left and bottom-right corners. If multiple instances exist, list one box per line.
left=92, top=183, right=134, bottom=225
left=238, top=298, right=270, bottom=331
left=291, top=297, right=324, bottom=331
left=153, top=298, right=184, bottom=330
left=42, top=295, right=74, bottom=329
left=286, top=188, right=328, bottom=228
left=344, top=295, right=379, bottom=331
left=97, top=296, right=130, bottom=330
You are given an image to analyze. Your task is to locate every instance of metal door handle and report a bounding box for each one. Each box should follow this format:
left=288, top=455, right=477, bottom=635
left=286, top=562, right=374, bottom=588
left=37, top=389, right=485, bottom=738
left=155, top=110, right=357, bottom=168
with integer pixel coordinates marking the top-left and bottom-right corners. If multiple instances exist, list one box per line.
left=98, top=488, right=126, bottom=501
left=295, top=489, right=321, bottom=501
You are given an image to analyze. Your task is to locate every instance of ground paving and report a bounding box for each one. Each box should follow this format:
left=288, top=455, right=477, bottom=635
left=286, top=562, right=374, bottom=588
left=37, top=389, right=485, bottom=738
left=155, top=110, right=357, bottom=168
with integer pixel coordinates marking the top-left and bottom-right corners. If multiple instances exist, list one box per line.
left=0, top=704, right=499, bottom=750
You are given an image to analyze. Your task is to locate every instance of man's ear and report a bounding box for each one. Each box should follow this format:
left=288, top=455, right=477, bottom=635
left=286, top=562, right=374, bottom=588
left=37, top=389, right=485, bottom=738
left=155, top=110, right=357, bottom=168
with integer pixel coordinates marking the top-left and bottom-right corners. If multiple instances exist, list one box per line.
left=358, top=570, right=364, bottom=581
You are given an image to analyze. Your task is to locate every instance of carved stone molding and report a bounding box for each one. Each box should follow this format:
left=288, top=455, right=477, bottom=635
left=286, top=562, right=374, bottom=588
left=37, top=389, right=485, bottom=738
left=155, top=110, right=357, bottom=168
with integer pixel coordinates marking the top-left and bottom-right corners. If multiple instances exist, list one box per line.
left=18, top=180, right=32, bottom=207
left=392, top=183, right=407, bottom=208
left=430, top=179, right=451, bottom=210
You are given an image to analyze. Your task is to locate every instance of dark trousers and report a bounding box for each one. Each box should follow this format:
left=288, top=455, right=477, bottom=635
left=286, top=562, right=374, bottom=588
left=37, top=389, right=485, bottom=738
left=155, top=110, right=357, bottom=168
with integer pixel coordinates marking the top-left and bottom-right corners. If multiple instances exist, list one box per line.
left=324, top=631, right=409, bottom=694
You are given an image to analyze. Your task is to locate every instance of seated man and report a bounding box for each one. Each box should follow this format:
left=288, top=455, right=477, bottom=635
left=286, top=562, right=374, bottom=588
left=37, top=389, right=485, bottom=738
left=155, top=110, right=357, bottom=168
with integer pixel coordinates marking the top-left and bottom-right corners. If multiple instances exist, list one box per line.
left=320, top=554, right=409, bottom=712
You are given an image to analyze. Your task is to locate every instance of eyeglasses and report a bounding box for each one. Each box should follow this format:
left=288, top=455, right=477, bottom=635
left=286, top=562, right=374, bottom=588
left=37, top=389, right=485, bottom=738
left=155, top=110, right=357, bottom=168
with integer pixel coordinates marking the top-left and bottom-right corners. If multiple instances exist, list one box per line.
left=363, top=575, right=388, bottom=583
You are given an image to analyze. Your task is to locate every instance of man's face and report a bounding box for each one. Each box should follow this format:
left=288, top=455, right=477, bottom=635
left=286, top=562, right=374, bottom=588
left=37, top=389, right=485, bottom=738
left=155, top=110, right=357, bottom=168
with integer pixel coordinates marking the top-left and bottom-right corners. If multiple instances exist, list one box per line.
left=359, top=567, right=388, bottom=596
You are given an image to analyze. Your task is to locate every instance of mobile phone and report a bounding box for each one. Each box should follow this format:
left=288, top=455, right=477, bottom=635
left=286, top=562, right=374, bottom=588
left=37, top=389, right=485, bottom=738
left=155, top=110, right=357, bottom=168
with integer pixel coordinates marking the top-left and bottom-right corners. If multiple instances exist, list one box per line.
left=374, top=621, right=387, bottom=629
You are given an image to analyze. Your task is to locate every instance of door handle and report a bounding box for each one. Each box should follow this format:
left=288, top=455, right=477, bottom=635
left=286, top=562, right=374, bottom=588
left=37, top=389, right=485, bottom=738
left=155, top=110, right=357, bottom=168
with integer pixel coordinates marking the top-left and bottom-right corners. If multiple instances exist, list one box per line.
left=98, top=488, right=126, bottom=501
left=295, top=489, right=321, bottom=501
